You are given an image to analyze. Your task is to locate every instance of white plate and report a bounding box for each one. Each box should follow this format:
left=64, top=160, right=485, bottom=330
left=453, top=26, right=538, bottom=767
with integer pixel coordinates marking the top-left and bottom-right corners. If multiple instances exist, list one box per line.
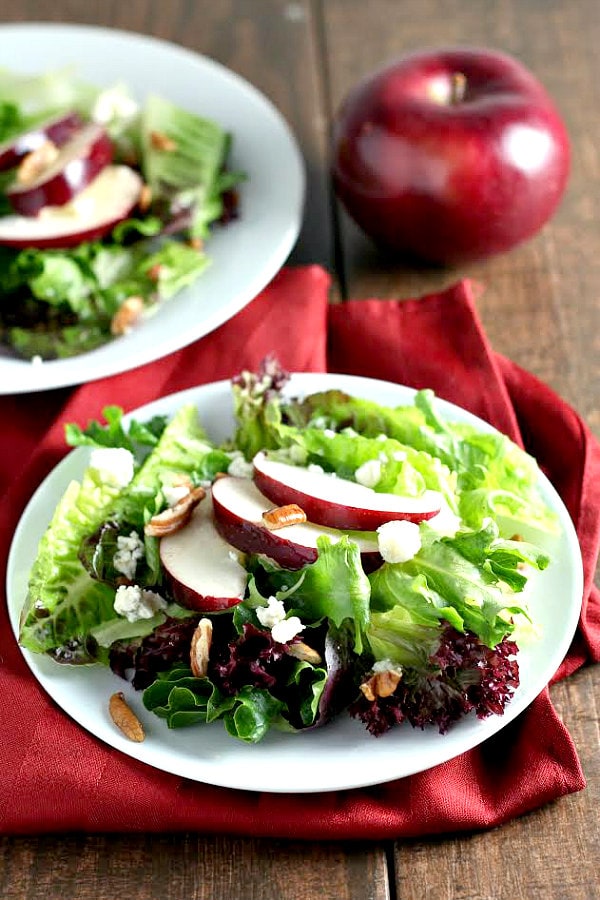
left=0, top=24, right=304, bottom=394
left=6, top=374, right=584, bottom=793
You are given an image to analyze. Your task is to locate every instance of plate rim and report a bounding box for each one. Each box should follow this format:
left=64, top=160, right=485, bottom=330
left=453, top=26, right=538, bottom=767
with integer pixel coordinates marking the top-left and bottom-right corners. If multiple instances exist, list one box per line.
left=0, top=22, right=305, bottom=394
left=6, top=372, right=585, bottom=793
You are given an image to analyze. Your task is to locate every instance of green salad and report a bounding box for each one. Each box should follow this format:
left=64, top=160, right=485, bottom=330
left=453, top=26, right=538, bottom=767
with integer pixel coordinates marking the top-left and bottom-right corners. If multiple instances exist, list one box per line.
left=0, top=67, right=244, bottom=360
left=18, top=359, right=558, bottom=744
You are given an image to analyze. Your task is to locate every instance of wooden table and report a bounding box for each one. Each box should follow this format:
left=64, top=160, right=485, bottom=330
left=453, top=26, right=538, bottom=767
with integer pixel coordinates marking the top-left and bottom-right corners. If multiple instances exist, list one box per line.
left=1, top=2, right=598, bottom=898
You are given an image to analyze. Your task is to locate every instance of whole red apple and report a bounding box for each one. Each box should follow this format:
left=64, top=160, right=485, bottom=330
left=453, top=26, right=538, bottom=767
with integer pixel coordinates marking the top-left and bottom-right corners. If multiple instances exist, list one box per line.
left=332, top=47, right=570, bottom=265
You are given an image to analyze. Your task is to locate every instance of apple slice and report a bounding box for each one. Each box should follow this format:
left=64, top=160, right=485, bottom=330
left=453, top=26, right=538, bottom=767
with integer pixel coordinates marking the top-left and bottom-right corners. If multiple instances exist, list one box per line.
left=160, top=493, right=247, bottom=612
left=211, top=474, right=381, bottom=571
left=0, top=164, right=143, bottom=249
left=0, top=111, right=83, bottom=172
left=252, top=452, right=442, bottom=530
left=6, top=122, right=113, bottom=216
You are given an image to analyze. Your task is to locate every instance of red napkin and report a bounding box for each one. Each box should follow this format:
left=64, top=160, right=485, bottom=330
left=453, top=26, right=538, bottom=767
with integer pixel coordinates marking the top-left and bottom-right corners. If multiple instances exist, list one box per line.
left=0, top=269, right=598, bottom=838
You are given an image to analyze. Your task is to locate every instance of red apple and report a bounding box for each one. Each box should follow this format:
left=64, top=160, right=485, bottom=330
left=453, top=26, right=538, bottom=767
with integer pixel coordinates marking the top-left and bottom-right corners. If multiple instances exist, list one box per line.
left=211, top=475, right=381, bottom=571
left=0, top=111, right=83, bottom=172
left=332, top=47, right=570, bottom=264
left=253, top=452, right=441, bottom=530
left=0, top=164, right=143, bottom=249
left=160, top=494, right=247, bottom=612
left=6, top=122, right=113, bottom=216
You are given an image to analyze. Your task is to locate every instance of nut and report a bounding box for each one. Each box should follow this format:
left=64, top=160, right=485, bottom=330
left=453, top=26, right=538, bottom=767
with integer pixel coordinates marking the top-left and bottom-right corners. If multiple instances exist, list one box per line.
left=144, top=485, right=206, bottom=537
left=109, top=692, right=145, bottom=742
left=150, top=130, right=177, bottom=152
left=286, top=641, right=322, bottom=665
left=110, top=295, right=145, bottom=336
left=147, top=263, right=163, bottom=282
left=262, top=504, right=307, bottom=530
left=16, top=141, right=59, bottom=184
left=190, top=618, right=213, bottom=677
left=360, top=670, right=402, bottom=702
left=138, top=183, right=153, bottom=211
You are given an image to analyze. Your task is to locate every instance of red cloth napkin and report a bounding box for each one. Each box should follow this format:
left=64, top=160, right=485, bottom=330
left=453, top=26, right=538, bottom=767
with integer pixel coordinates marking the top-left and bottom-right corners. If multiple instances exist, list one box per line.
left=0, top=269, right=598, bottom=838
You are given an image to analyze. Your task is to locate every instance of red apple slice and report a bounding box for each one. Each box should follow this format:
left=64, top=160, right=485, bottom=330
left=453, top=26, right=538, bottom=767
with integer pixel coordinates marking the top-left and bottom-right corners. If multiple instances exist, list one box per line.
left=252, top=452, right=442, bottom=530
left=0, top=111, right=83, bottom=172
left=6, top=122, right=113, bottom=216
left=160, top=494, right=247, bottom=612
left=0, top=164, right=143, bottom=249
left=211, top=475, right=381, bottom=571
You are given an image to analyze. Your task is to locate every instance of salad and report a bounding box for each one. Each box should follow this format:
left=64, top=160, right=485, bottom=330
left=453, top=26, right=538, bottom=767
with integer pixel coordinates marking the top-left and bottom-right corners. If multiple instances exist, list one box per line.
left=18, top=358, right=559, bottom=745
left=0, top=67, right=244, bottom=360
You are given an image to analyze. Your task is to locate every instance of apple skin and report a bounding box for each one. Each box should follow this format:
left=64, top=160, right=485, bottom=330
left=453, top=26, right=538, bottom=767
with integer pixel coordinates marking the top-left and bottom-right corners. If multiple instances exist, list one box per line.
left=6, top=122, right=113, bottom=217
left=0, top=111, right=84, bottom=172
left=0, top=165, right=143, bottom=249
left=253, top=452, right=441, bottom=530
left=332, top=47, right=570, bottom=264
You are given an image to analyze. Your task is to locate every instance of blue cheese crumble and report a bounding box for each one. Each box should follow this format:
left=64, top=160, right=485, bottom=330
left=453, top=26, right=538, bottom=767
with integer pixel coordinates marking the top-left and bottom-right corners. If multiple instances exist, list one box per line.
left=256, top=596, right=305, bottom=644
left=376, top=519, right=422, bottom=563
left=113, top=531, right=145, bottom=581
left=114, top=585, right=167, bottom=622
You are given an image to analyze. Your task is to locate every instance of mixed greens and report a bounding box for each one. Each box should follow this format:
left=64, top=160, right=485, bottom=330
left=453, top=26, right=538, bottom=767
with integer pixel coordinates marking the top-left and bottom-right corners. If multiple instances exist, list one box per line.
left=18, top=359, right=559, bottom=744
left=0, top=67, right=243, bottom=360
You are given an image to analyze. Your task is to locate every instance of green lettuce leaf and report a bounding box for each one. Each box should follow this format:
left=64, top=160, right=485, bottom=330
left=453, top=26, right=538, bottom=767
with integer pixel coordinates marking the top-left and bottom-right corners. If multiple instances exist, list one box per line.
left=19, top=469, right=122, bottom=653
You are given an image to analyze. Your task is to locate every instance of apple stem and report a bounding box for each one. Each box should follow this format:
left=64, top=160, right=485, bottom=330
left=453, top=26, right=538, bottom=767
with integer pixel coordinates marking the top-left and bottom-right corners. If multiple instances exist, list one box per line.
left=450, top=72, right=467, bottom=104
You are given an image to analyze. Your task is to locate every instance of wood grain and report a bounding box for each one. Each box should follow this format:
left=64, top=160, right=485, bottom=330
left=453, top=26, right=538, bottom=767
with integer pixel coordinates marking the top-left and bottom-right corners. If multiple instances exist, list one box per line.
left=0, top=835, right=389, bottom=900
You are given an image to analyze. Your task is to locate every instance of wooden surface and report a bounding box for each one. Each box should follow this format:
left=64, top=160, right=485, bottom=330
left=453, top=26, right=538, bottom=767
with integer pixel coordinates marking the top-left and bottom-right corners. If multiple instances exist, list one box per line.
left=0, top=1, right=598, bottom=898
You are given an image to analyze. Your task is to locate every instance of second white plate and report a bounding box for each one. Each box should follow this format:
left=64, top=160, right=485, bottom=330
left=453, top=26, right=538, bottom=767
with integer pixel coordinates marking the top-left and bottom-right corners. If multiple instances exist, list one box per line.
left=0, top=23, right=305, bottom=394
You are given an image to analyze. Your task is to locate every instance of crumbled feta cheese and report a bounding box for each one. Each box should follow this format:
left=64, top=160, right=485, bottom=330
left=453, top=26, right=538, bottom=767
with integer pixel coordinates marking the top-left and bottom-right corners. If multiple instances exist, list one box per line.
left=114, top=584, right=167, bottom=622
left=162, top=482, right=191, bottom=507
left=323, top=429, right=336, bottom=439
left=92, top=85, right=140, bottom=125
left=308, top=463, right=324, bottom=474
left=31, top=354, right=43, bottom=366
left=89, top=447, right=135, bottom=488
left=376, top=520, right=422, bottom=563
left=271, top=616, right=305, bottom=644
left=376, top=433, right=388, bottom=442
left=228, top=453, right=254, bottom=478
left=378, top=451, right=389, bottom=463
left=392, top=450, right=407, bottom=462
left=355, top=458, right=382, bottom=488
left=113, top=531, right=145, bottom=580
left=256, top=596, right=305, bottom=644
left=256, top=596, right=287, bottom=629
left=372, top=658, right=403, bottom=676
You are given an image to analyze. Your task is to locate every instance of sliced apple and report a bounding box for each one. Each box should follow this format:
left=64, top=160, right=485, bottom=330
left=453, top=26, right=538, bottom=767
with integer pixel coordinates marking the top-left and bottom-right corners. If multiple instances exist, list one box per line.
left=5, top=122, right=113, bottom=216
left=211, top=475, right=381, bottom=571
left=0, top=111, right=83, bottom=172
left=160, top=493, right=248, bottom=612
left=252, top=452, right=442, bottom=530
left=0, top=164, right=143, bottom=249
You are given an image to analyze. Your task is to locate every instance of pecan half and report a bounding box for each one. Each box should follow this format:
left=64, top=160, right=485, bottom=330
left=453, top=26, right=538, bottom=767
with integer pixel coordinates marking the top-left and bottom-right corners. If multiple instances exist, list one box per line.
left=110, top=295, right=144, bottom=336
left=150, top=130, right=177, bottom=152
left=262, top=504, right=307, bottom=530
left=190, top=618, right=213, bottom=677
left=16, top=141, right=59, bottom=184
left=109, top=692, right=145, bottom=742
left=144, top=485, right=206, bottom=537
left=360, top=669, right=402, bottom=702
left=138, top=182, right=153, bottom=211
